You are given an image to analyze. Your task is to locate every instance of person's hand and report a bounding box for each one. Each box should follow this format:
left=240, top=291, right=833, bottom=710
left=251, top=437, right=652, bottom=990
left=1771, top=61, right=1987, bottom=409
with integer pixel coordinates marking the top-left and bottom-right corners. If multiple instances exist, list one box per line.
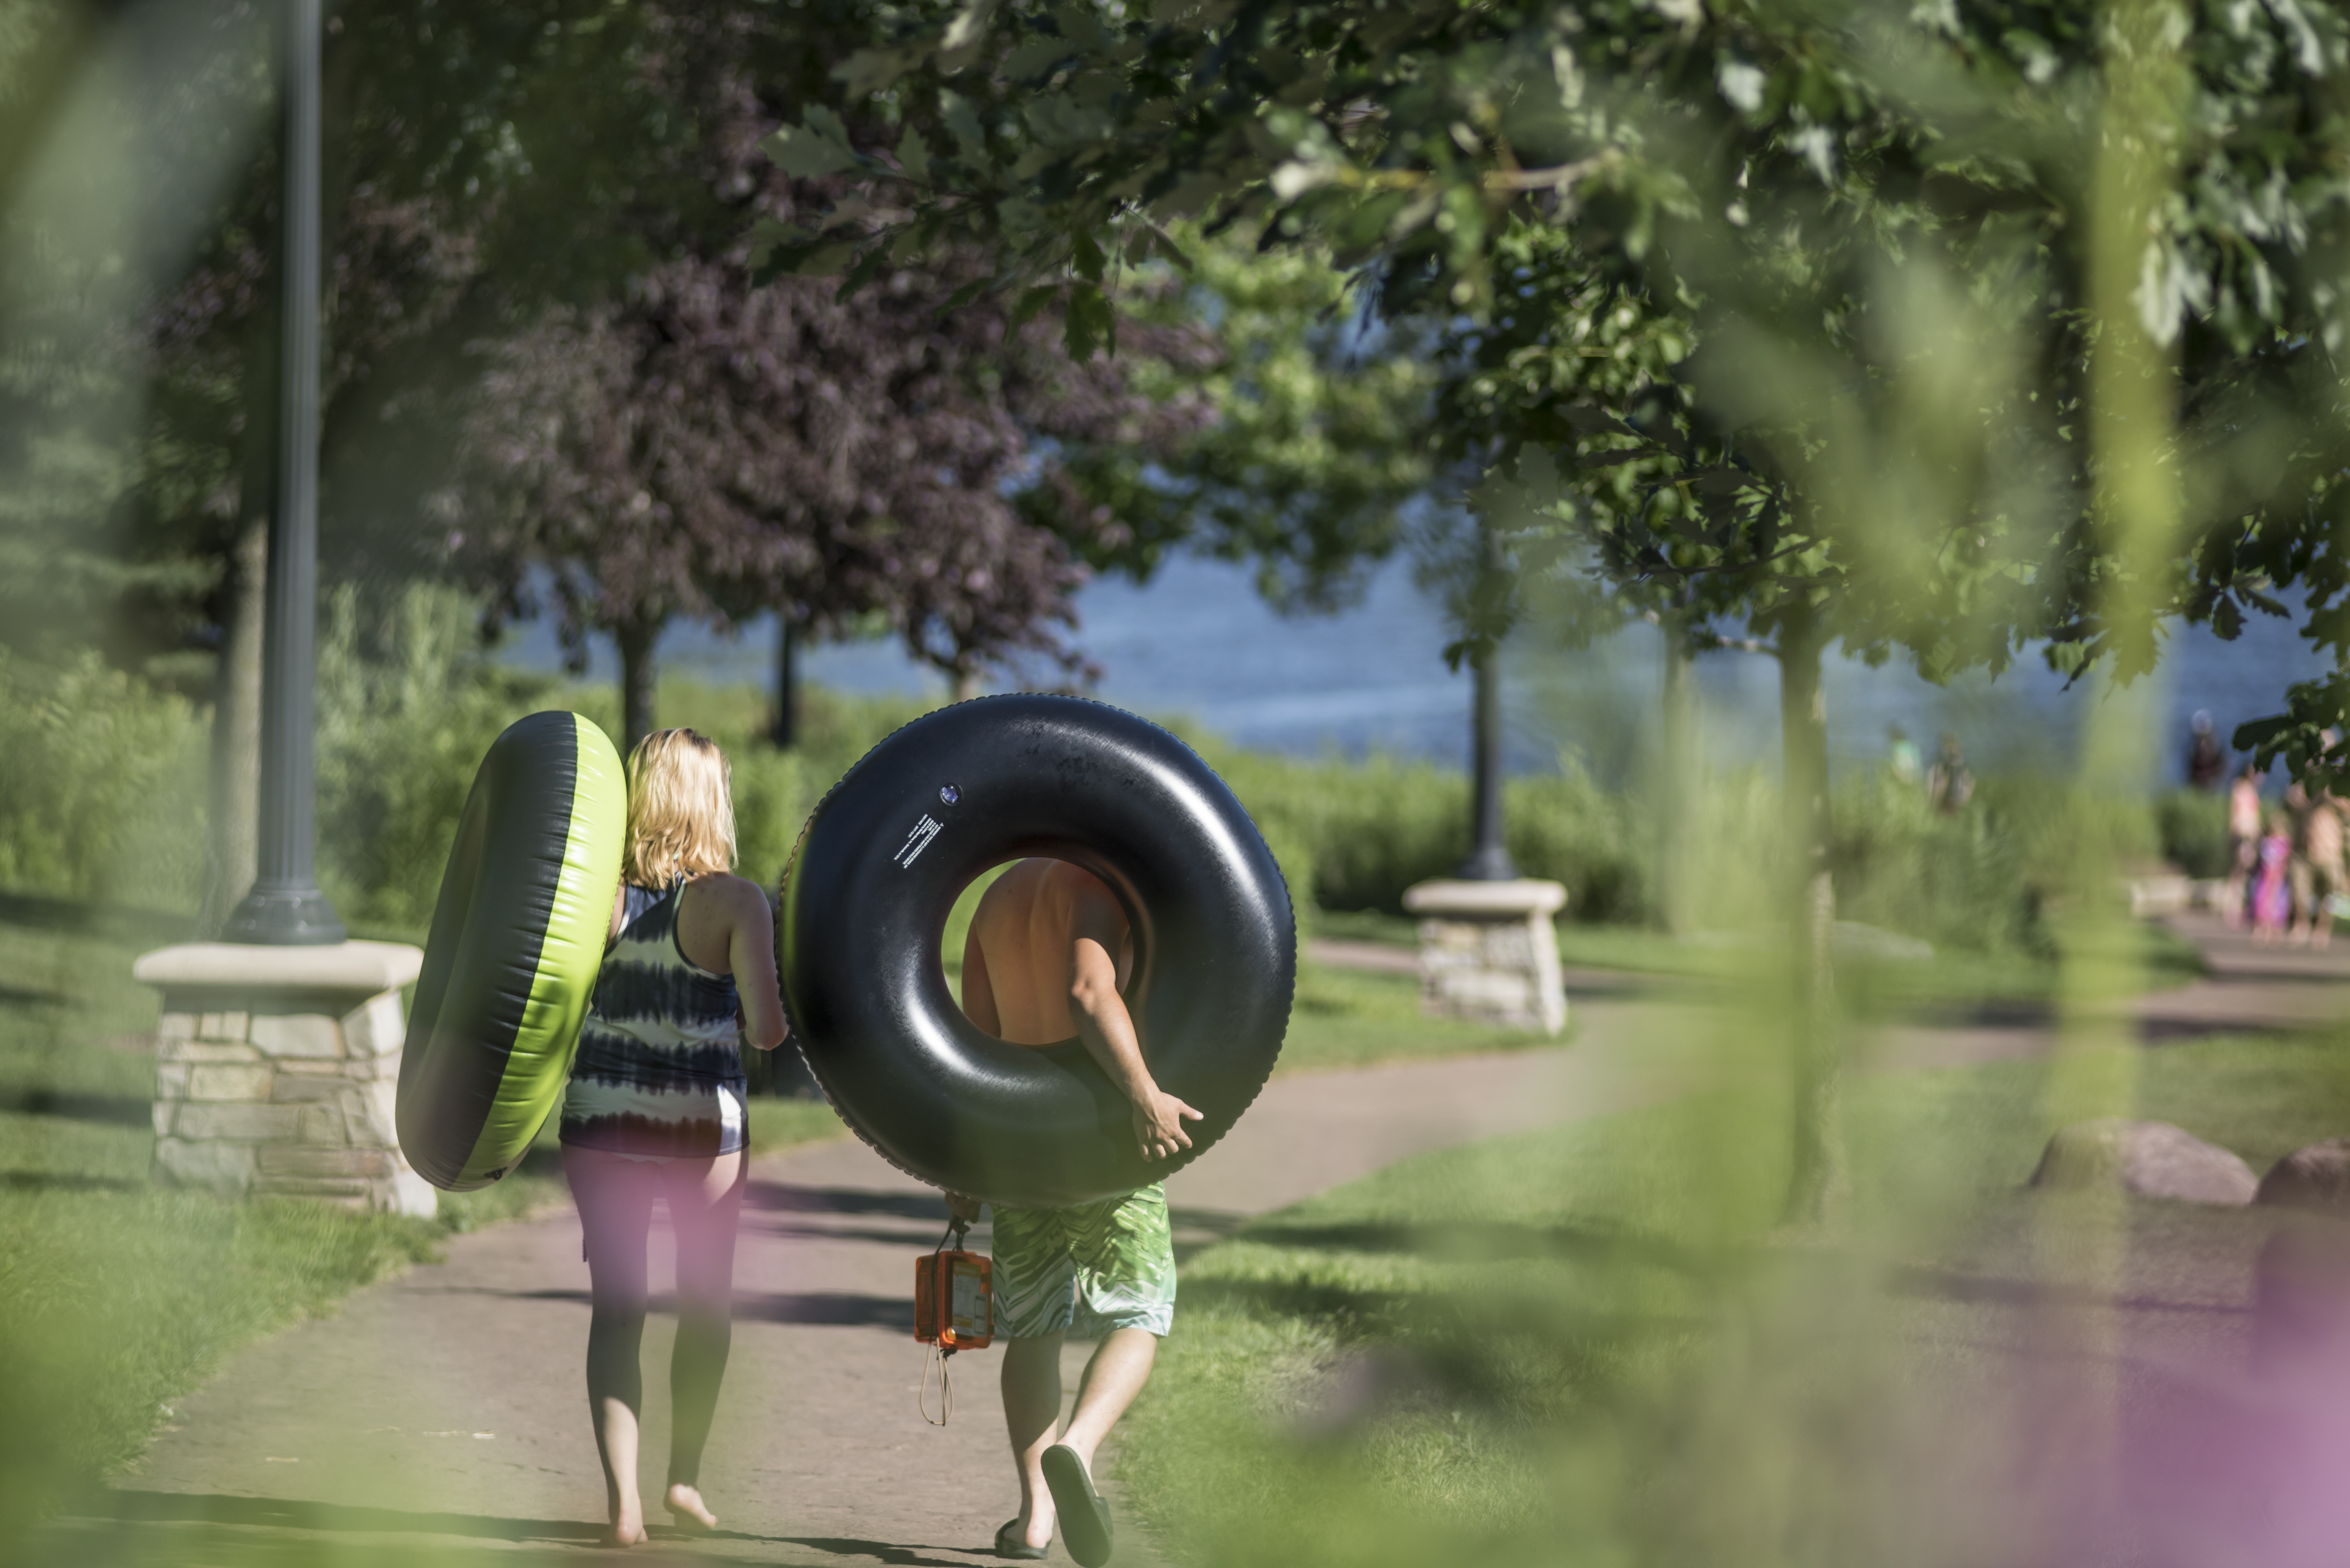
left=1132, top=1088, right=1205, bottom=1161
left=945, top=1191, right=982, bottom=1223
left=738, top=1006, right=789, bottom=1051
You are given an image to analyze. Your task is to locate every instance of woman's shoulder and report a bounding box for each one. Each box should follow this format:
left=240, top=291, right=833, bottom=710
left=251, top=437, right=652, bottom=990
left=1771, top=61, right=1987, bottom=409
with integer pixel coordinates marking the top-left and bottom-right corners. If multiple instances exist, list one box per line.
left=684, top=871, right=774, bottom=920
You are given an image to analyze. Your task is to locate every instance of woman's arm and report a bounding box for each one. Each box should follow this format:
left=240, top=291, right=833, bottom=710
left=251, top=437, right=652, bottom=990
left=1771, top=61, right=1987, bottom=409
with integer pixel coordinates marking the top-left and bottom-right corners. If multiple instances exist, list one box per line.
left=719, top=877, right=789, bottom=1051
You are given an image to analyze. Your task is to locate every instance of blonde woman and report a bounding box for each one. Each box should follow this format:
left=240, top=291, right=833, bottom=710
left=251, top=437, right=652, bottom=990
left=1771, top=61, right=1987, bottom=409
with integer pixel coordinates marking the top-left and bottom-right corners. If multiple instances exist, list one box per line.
left=559, top=727, right=788, bottom=1545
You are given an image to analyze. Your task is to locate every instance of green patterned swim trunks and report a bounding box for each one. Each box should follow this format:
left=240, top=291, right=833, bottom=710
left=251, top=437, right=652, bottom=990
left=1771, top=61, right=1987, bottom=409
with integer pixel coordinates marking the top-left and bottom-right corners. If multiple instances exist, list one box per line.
left=990, top=1182, right=1176, bottom=1339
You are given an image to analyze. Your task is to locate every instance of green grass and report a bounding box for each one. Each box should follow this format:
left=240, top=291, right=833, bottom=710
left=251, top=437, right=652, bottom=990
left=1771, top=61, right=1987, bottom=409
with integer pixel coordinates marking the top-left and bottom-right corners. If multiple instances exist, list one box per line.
left=1323, top=904, right=2203, bottom=1009
left=1546, top=916, right=2203, bottom=1005
left=1117, top=1029, right=2350, bottom=1568
left=0, top=893, right=844, bottom=1514
left=1279, top=962, right=1546, bottom=1071
left=1309, top=908, right=1420, bottom=946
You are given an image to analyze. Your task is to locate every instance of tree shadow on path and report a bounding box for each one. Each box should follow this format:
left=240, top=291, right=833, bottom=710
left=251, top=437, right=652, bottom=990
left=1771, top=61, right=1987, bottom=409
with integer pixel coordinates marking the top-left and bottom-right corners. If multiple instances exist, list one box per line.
left=0, top=1086, right=153, bottom=1127
left=782, top=1538, right=1004, bottom=1567
left=747, top=1183, right=947, bottom=1221
left=492, top=1285, right=911, bottom=1329
left=46, top=1491, right=981, bottom=1567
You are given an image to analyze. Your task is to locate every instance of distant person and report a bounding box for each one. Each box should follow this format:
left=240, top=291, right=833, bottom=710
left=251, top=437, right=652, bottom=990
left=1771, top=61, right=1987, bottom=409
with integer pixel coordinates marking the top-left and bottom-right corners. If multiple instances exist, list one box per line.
left=2293, top=790, right=2346, bottom=948
left=559, top=729, right=790, bottom=1545
left=2284, top=777, right=2313, bottom=926
left=1927, top=732, right=1974, bottom=815
left=2187, top=711, right=2227, bottom=791
left=2255, top=809, right=2295, bottom=941
left=2226, top=763, right=2264, bottom=929
left=949, top=858, right=1199, bottom=1566
left=1886, top=723, right=1921, bottom=788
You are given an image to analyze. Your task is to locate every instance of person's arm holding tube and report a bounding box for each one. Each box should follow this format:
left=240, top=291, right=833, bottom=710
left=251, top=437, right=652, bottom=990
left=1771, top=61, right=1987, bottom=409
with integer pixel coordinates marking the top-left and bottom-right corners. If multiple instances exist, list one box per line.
left=1067, top=895, right=1202, bottom=1162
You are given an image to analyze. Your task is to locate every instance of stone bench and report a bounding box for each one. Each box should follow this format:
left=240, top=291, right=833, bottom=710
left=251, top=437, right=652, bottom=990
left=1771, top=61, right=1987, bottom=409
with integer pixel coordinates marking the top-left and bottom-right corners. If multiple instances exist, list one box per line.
left=1401, top=878, right=1570, bottom=1037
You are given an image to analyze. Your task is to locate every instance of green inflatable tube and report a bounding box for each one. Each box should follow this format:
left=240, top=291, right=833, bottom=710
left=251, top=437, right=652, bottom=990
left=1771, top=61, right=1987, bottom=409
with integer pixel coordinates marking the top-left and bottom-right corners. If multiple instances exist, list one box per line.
left=398, top=711, right=627, bottom=1190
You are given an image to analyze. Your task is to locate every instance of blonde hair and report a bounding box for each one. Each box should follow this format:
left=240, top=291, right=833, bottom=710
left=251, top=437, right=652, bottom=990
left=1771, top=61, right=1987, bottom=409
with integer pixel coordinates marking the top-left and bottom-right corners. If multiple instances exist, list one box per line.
left=622, top=728, right=737, bottom=886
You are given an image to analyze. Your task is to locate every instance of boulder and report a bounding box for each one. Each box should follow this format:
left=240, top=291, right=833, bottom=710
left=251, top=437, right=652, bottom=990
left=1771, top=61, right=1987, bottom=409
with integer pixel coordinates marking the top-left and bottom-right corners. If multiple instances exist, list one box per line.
left=2028, top=1119, right=2258, bottom=1205
left=2255, top=1139, right=2350, bottom=1214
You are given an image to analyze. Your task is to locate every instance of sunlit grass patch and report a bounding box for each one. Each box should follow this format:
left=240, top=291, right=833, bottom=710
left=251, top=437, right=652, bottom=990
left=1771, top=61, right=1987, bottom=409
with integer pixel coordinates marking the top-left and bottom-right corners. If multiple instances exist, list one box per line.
left=748, top=1093, right=847, bottom=1150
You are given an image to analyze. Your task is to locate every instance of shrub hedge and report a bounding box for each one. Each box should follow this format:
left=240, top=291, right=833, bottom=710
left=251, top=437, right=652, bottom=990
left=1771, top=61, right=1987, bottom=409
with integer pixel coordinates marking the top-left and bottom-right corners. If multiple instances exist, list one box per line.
left=0, top=651, right=207, bottom=911
left=0, top=585, right=2207, bottom=957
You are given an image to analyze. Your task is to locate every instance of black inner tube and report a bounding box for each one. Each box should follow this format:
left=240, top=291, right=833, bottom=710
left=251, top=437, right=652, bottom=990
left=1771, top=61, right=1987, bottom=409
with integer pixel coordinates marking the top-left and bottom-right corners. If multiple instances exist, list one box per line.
left=777, top=695, right=1295, bottom=1210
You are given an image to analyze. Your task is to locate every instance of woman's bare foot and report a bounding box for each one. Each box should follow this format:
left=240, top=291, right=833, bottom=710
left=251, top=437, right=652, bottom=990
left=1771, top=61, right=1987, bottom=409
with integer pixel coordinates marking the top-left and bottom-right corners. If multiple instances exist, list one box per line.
left=605, top=1509, right=648, bottom=1547
left=664, top=1483, right=719, bottom=1532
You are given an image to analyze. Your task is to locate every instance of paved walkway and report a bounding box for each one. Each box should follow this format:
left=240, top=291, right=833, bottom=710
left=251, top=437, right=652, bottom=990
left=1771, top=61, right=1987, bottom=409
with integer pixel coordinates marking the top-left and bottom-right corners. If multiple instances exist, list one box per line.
left=49, top=1028, right=1672, bottom=1568
left=43, top=916, right=2350, bottom=1567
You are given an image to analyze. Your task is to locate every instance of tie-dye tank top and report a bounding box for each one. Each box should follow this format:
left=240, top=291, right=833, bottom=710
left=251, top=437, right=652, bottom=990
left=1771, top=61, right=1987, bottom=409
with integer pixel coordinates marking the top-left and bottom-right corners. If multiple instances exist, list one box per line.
left=559, top=879, right=747, bottom=1158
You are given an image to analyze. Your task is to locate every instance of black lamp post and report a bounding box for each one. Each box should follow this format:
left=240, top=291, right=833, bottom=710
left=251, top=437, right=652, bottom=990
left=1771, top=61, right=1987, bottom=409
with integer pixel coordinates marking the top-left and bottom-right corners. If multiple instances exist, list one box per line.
left=1454, top=516, right=1518, bottom=883
left=223, top=0, right=344, bottom=946
left=1455, top=644, right=1518, bottom=881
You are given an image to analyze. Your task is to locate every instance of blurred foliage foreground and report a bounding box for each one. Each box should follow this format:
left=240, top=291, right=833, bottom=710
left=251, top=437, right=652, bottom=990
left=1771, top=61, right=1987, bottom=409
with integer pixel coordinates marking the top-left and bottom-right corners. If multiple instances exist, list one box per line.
left=0, top=584, right=2262, bottom=1536
left=1124, top=1029, right=2350, bottom=1568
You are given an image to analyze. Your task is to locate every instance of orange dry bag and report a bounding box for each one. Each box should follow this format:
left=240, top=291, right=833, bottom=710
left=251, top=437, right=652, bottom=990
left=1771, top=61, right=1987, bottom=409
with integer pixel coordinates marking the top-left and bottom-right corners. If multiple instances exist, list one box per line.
left=916, top=1217, right=992, bottom=1425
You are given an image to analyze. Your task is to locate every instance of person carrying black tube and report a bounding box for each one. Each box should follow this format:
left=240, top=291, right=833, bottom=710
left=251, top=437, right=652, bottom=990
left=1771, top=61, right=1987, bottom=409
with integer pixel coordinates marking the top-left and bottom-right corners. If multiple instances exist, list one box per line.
left=946, top=858, right=1200, bottom=1566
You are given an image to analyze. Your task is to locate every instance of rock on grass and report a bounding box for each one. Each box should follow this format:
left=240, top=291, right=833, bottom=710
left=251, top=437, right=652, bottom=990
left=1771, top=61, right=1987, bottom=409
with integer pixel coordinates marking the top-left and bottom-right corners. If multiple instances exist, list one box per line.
left=2028, top=1119, right=2257, bottom=1205
left=2254, top=1138, right=2350, bottom=1214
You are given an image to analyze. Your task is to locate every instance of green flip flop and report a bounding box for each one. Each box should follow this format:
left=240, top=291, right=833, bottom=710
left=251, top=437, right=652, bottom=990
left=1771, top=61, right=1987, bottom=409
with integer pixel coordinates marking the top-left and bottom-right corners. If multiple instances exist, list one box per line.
left=1042, top=1445, right=1114, bottom=1568
left=994, top=1519, right=1048, bottom=1560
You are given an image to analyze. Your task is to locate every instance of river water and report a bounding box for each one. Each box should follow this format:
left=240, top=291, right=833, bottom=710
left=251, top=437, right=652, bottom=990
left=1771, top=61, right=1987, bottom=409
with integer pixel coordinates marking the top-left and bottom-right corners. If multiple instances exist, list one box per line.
left=495, top=553, right=2333, bottom=788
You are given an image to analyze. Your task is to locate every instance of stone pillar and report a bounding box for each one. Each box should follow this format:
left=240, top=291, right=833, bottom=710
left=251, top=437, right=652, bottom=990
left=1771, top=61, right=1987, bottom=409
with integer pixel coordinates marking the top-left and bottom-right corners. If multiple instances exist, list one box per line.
left=131, top=940, right=433, bottom=1217
left=1401, top=878, right=1569, bottom=1037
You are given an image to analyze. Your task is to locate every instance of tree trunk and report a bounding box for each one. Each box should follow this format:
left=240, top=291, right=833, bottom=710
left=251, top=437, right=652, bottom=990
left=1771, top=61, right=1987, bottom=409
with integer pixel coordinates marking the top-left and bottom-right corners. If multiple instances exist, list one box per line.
left=618, top=618, right=659, bottom=755
left=1778, top=599, right=1846, bottom=1228
left=772, top=614, right=798, bottom=749
left=200, top=518, right=268, bottom=935
left=952, top=667, right=981, bottom=702
left=201, top=301, right=279, bottom=936
left=1658, top=612, right=1695, bottom=935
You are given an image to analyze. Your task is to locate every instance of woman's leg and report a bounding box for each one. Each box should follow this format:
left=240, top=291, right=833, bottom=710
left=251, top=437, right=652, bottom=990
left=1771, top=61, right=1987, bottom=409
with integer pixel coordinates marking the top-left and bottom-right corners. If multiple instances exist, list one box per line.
left=659, top=1148, right=746, bottom=1528
left=565, top=1145, right=659, bottom=1545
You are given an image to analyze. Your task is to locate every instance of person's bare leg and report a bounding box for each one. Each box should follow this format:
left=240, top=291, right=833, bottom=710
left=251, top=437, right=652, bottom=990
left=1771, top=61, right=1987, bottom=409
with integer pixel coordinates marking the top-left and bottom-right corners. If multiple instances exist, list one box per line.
left=592, top=1396, right=648, bottom=1547
left=566, top=1147, right=656, bottom=1546
left=1002, top=1333, right=1066, bottom=1549
left=662, top=1150, right=744, bottom=1532
left=1056, top=1327, right=1158, bottom=1472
